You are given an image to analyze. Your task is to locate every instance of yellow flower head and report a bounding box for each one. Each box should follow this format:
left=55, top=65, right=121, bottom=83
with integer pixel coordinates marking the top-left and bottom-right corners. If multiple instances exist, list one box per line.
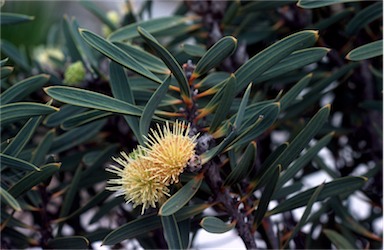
left=144, top=120, right=198, bottom=184
left=106, top=151, right=170, bottom=214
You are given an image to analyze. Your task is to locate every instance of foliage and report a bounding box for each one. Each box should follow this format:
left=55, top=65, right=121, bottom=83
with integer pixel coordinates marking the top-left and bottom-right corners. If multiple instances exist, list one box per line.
left=1, top=1, right=382, bottom=249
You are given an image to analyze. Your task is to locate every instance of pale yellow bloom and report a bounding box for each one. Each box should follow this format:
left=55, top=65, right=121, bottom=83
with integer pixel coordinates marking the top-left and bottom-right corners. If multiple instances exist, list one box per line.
left=106, top=151, right=170, bottom=214
left=144, top=121, right=198, bottom=184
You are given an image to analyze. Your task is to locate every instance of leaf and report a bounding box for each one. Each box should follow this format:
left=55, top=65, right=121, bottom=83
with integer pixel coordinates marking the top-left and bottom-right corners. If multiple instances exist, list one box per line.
left=234, top=83, right=252, bottom=128
left=209, top=75, right=236, bottom=132
left=234, top=30, right=319, bottom=94
left=307, top=8, right=354, bottom=30
left=140, top=75, right=171, bottom=138
left=0, top=39, right=30, bottom=71
left=79, top=0, right=117, bottom=30
left=3, top=116, right=43, bottom=157
left=88, top=196, right=124, bottom=224
left=297, top=0, right=359, bottom=9
left=46, top=236, right=89, bottom=249
left=108, top=16, right=192, bottom=41
left=346, top=40, right=383, bottom=61
left=0, top=187, right=21, bottom=211
left=182, top=43, right=206, bottom=57
left=58, top=165, right=83, bottom=219
left=282, top=184, right=324, bottom=248
left=267, top=176, right=367, bottom=215
left=102, top=203, right=208, bottom=245
left=276, top=132, right=334, bottom=190
left=61, top=110, right=112, bottom=130
left=109, top=62, right=142, bottom=144
left=161, top=215, right=183, bottom=249
left=79, top=29, right=162, bottom=84
left=1, top=74, right=50, bottom=105
left=345, top=2, right=382, bottom=35
left=323, top=229, right=357, bottom=249
left=0, top=12, right=34, bottom=25
left=44, top=105, right=86, bottom=127
left=200, top=128, right=237, bottom=164
left=253, top=48, right=329, bottom=85
left=200, top=217, right=235, bottom=233
left=0, top=102, right=58, bottom=126
left=137, top=26, right=190, bottom=102
left=7, top=163, right=60, bottom=198
left=30, top=129, right=55, bottom=167
left=279, top=73, right=313, bottom=111
left=254, top=165, right=281, bottom=228
left=1, top=66, right=13, bottom=79
left=44, top=86, right=143, bottom=117
left=0, top=153, right=40, bottom=172
left=159, top=175, right=203, bottom=216
left=192, top=36, right=237, bottom=78
left=224, top=141, right=256, bottom=186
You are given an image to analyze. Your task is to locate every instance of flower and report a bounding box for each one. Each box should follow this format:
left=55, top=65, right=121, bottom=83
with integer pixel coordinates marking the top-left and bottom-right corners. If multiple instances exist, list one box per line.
left=144, top=120, right=198, bottom=184
left=106, top=150, right=170, bottom=214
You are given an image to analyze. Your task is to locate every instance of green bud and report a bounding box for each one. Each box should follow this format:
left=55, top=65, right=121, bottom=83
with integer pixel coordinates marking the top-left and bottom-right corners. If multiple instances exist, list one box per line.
left=63, top=61, right=86, bottom=85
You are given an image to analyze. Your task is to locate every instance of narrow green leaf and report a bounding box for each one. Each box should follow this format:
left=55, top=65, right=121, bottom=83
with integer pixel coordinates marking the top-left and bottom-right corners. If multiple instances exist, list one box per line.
left=0, top=39, right=30, bottom=71
left=89, top=196, right=124, bottom=224
left=44, top=105, right=86, bottom=127
left=30, top=129, right=55, bottom=167
left=47, top=236, right=89, bottom=249
left=1, top=103, right=57, bottom=126
left=254, top=165, right=280, bottom=228
left=109, top=62, right=142, bottom=144
left=200, top=128, right=237, bottom=164
left=200, top=216, right=235, bottom=233
left=346, top=40, right=383, bottom=61
left=0, top=12, right=34, bottom=25
left=234, top=30, right=319, bottom=94
left=159, top=175, right=203, bottom=216
left=240, top=1, right=295, bottom=12
left=8, top=163, right=60, bottom=198
left=108, top=16, right=191, bottom=41
left=193, top=36, right=237, bottom=78
left=298, top=0, right=359, bottom=9
left=102, top=203, right=208, bottom=245
left=271, top=182, right=303, bottom=200
left=323, top=229, right=357, bottom=249
left=224, top=141, right=256, bottom=186
left=307, top=8, right=354, bottom=30
left=58, top=165, right=83, bottom=219
left=51, top=120, right=106, bottom=154
left=79, top=29, right=162, bottom=84
left=161, top=215, right=184, bottom=249
left=267, top=176, right=367, bottom=215
left=44, top=86, right=143, bottom=117
left=0, top=153, right=40, bottom=171
left=115, top=42, right=170, bottom=74
left=209, top=75, right=236, bottom=132
left=178, top=219, right=191, bottom=249
left=279, top=73, right=313, bottom=111
left=276, top=132, right=334, bottom=190
left=182, top=43, right=206, bottom=57
left=1, top=66, right=13, bottom=79
left=79, top=0, right=117, bottom=30
left=0, top=187, right=21, bottom=211
left=345, top=2, right=382, bottom=35
left=3, top=116, right=43, bottom=157
left=61, top=110, right=112, bottom=130
left=234, top=83, right=252, bottom=129
left=137, top=26, right=190, bottom=101
left=1, top=74, right=50, bottom=105
left=0, top=58, right=9, bottom=66
left=140, top=75, right=171, bottom=138
left=282, top=184, right=324, bottom=248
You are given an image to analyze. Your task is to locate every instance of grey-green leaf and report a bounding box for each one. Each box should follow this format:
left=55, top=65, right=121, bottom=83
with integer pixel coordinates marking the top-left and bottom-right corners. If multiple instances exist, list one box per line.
left=297, top=0, right=359, bottom=9
left=46, top=236, right=89, bottom=249
left=161, top=215, right=184, bottom=249
left=323, top=229, right=357, bottom=249
left=346, top=40, right=383, bottom=61
left=0, top=12, right=34, bottom=25
left=0, top=187, right=21, bottom=211
left=0, top=153, right=40, bottom=172
left=345, top=2, right=382, bottom=35
left=200, top=216, right=235, bottom=234
left=1, top=103, right=58, bottom=126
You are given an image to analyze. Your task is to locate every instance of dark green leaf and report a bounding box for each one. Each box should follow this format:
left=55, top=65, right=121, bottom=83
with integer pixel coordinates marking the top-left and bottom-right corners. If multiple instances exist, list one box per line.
left=79, top=29, right=162, bottom=83
left=30, top=129, right=55, bottom=167
left=1, top=74, right=50, bottom=105
left=47, top=236, right=89, bottom=249
left=140, top=75, right=171, bottom=138
left=0, top=39, right=30, bottom=71
left=137, top=26, right=190, bottom=102
left=298, top=0, right=358, bottom=9
left=159, top=175, right=203, bottom=216
left=279, top=73, right=313, bottom=111
left=8, top=163, right=60, bottom=198
left=61, top=110, right=112, bottom=130
left=89, top=196, right=124, bottom=224
left=193, top=36, right=237, bottom=78
left=1, top=66, right=13, bottom=79
left=0, top=102, right=58, bottom=126
left=234, top=83, right=252, bottom=128
left=200, top=216, right=235, bottom=233
left=345, top=2, right=382, bottom=35
left=161, top=215, right=183, bottom=249
left=346, top=40, right=383, bottom=61
left=0, top=187, right=21, bottom=211
left=307, top=8, right=354, bottom=30
left=80, top=0, right=117, bottom=30
left=0, top=153, right=40, bottom=172
left=323, top=229, right=357, bottom=249
left=44, top=105, right=86, bottom=127
left=0, top=12, right=34, bottom=25
left=182, top=43, right=206, bottom=57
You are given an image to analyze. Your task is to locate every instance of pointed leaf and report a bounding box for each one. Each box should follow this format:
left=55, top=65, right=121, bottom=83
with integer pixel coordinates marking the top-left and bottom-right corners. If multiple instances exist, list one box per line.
left=137, top=26, right=190, bottom=102
left=182, top=43, right=206, bottom=57
left=79, top=29, right=162, bottom=84
left=1, top=66, right=13, bottom=79
left=0, top=187, right=21, bottom=211
left=47, top=236, right=89, bottom=249
left=323, top=229, right=357, bottom=249
left=80, top=0, right=117, bottom=30
left=8, top=163, right=60, bottom=198
left=298, top=0, right=359, bottom=8
left=1, top=102, right=58, bottom=126
left=62, top=110, right=112, bottom=130
left=193, top=36, right=237, bottom=78
left=44, top=86, right=143, bottom=116
left=161, top=215, right=184, bottom=249
left=140, top=75, right=171, bottom=138
left=0, top=12, right=34, bottom=25
left=279, top=73, right=313, bottom=111
left=0, top=153, right=40, bottom=172
left=200, top=216, right=235, bottom=233
left=159, top=175, right=203, bottom=216
left=0, top=39, right=30, bottom=71
left=31, top=129, right=55, bottom=166
left=234, top=83, right=252, bottom=129
left=345, top=2, right=382, bottom=35
left=346, top=40, right=383, bottom=61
